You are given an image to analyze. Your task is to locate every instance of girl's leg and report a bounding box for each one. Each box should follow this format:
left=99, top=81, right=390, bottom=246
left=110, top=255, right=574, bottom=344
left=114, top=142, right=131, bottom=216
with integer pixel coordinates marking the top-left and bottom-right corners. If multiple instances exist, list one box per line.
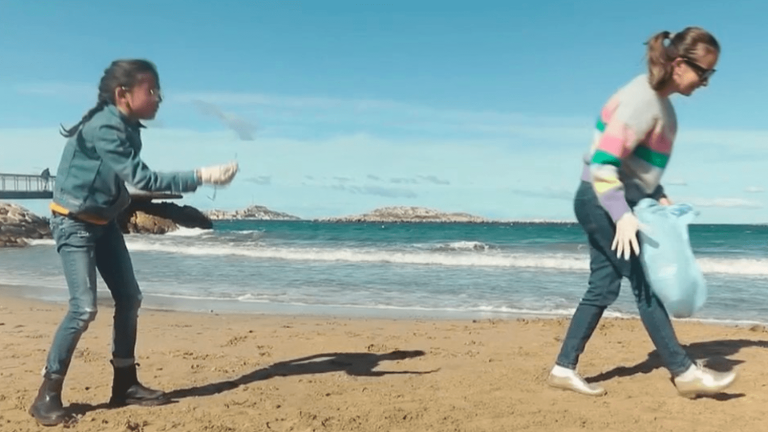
left=95, top=221, right=166, bottom=406
left=95, top=221, right=141, bottom=365
left=30, top=215, right=101, bottom=426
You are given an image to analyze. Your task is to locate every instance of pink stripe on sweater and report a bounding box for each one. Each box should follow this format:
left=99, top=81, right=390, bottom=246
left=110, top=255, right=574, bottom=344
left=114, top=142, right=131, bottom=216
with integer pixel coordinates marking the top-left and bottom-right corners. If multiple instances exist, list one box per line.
left=596, top=133, right=626, bottom=157
left=646, top=130, right=673, bottom=154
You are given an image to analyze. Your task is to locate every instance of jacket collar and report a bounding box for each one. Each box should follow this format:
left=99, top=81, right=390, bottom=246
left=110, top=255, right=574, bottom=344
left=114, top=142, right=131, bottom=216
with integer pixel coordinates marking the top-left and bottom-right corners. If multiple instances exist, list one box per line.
left=106, top=104, right=146, bottom=129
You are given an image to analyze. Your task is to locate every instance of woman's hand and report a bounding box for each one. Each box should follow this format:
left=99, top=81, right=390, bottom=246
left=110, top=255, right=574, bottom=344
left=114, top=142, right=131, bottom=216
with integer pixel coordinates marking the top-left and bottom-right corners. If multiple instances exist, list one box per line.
left=612, top=212, right=641, bottom=260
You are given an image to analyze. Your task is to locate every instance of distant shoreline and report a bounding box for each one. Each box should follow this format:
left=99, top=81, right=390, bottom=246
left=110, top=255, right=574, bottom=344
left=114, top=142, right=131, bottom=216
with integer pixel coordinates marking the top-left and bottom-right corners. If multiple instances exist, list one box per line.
left=208, top=219, right=763, bottom=227
left=210, top=218, right=579, bottom=225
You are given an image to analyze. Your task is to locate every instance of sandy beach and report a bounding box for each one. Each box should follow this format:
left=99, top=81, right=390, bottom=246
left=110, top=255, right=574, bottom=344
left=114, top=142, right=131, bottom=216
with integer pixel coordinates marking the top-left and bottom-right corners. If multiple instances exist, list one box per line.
left=2, top=294, right=768, bottom=432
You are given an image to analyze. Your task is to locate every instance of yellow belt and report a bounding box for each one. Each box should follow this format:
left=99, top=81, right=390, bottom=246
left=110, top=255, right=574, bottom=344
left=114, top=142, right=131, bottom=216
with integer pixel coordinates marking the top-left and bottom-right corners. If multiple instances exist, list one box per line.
left=49, top=202, right=109, bottom=225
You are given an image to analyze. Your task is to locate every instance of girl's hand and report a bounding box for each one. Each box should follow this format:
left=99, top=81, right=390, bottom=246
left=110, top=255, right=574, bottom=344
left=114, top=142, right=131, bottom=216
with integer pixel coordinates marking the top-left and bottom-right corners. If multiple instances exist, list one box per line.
left=196, top=161, right=239, bottom=185
left=659, top=196, right=673, bottom=206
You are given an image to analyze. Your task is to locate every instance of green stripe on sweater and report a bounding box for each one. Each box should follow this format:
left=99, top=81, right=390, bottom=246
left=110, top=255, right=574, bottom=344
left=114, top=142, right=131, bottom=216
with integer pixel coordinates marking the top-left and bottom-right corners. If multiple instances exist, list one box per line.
left=591, top=150, right=621, bottom=167
left=633, top=146, right=669, bottom=168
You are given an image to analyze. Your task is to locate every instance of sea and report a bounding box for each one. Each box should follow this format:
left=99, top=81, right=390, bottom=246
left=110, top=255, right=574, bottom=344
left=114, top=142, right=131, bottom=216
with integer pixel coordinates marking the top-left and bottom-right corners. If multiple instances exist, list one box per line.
left=1, top=221, right=767, bottom=325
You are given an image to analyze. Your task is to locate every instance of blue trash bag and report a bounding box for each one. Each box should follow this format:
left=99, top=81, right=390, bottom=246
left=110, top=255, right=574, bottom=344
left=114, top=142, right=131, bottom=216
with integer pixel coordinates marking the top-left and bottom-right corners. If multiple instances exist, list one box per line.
left=633, top=198, right=707, bottom=318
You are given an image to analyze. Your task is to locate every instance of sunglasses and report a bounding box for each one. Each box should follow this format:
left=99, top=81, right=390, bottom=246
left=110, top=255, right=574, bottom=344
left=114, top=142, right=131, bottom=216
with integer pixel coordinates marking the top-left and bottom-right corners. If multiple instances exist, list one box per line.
left=680, top=57, right=716, bottom=81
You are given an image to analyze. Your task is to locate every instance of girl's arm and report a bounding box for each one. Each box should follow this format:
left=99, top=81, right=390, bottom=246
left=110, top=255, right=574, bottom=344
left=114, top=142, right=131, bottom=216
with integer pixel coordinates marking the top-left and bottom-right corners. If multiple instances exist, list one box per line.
left=91, top=123, right=200, bottom=193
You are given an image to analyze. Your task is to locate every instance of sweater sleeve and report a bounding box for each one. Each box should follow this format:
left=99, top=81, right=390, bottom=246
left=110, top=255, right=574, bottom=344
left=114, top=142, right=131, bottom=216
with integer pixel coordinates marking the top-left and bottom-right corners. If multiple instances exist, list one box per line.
left=589, top=99, right=657, bottom=222
left=650, top=184, right=666, bottom=201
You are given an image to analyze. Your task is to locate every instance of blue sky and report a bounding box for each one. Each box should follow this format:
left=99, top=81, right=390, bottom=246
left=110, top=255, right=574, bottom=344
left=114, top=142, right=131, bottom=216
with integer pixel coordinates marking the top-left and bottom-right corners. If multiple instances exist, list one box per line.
left=1, top=0, right=768, bottom=223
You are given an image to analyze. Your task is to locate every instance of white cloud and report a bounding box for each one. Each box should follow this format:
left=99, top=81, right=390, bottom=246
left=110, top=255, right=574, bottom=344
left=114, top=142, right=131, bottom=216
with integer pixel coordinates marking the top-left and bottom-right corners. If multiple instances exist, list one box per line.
left=417, top=175, right=450, bottom=185
left=389, top=177, right=420, bottom=185
left=13, top=82, right=93, bottom=98
left=12, top=83, right=768, bottom=154
left=9, top=81, right=593, bottom=143
left=665, top=179, right=688, bottom=186
left=331, top=184, right=418, bottom=199
left=387, top=175, right=451, bottom=185
left=687, top=198, right=763, bottom=209
left=6, top=83, right=768, bottom=223
left=245, top=175, right=271, bottom=185
left=745, top=186, right=764, bottom=193
left=508, top=187, right=573, bottom=201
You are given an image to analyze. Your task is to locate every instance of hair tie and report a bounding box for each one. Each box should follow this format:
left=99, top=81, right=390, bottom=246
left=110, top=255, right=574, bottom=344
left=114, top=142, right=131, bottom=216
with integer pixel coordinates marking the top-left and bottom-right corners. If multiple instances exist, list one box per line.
left=663, top=32, right=676, bottom=47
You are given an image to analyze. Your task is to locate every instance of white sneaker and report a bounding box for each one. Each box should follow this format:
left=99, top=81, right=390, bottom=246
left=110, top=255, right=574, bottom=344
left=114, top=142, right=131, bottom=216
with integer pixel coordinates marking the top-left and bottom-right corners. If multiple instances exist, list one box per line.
left=547, top=365, right=606, bottom=396
left=673, top=362, right=737, bottom=399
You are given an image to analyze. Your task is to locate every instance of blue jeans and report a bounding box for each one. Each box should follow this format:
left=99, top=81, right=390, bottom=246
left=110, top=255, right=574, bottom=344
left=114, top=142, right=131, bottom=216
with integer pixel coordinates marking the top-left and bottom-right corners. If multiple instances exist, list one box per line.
left=555, top=182, right=693, bottom=377
left=44, top=214, right=142, bottom=377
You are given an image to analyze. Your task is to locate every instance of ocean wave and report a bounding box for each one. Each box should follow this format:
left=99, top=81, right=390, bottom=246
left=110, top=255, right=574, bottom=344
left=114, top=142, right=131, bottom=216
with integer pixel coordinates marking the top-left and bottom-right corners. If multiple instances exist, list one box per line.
left=166, top=227, right=210, bottom=237
left=431, top=241, right=491, bottom=251
left=122, top=241, right=589, bottom=270
left=108, top=240, right=763, bottom=276
left=25, top=236, right=768, bottom=276
left=697, top=258, right=768, bottom=276
left=134, top=293, right=768, bottom=326
left=142, top=291, right=621, bottom=317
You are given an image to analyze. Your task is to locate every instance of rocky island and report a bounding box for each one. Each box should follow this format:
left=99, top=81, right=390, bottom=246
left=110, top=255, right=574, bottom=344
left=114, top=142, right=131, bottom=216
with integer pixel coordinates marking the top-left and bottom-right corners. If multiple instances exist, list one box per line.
left=0, top=200, right=569, bottom=248
left=205, top=205, right=302, bottom=221
left=317, top=206, right=488, bottom=223
left=0, top=199, right=306, bottom=247
left=0, top=203, right=52, bottom=247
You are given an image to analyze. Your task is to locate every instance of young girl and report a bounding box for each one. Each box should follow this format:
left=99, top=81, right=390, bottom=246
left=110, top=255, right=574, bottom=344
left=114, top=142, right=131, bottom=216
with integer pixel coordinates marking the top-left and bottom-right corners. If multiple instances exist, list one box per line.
left=547, top=28, right=737, bottom=398
left=29, top=59, right=239, bottom=426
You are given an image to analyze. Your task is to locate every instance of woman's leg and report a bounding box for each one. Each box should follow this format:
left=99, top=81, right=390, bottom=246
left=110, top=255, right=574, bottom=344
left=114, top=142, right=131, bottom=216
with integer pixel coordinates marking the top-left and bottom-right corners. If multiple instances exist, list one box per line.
left=628, top=244, right=737, bottom=397
left=628, top=257, right=692, bottom=375
left=555, top=239, right=622, bottom=369
left=549, top=182, right=623, bottom=396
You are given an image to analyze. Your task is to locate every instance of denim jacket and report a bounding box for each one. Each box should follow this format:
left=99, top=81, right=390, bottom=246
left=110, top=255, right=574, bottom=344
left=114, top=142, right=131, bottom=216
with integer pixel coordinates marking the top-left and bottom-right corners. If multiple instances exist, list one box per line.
left=52, top=105, right=200, bottom=222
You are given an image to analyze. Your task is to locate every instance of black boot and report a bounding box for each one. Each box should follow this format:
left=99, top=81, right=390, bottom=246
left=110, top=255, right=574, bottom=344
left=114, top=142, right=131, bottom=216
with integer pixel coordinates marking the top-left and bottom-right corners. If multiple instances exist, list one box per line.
left=29, top=375, right=70, bottom=426
left=108, top=361, right=168, bottom=407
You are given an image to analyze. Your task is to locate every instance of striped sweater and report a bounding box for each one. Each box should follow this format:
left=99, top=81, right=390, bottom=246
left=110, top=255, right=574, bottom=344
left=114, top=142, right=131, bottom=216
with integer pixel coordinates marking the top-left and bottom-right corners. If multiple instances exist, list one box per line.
left=581, top=74, right=677, bottom=222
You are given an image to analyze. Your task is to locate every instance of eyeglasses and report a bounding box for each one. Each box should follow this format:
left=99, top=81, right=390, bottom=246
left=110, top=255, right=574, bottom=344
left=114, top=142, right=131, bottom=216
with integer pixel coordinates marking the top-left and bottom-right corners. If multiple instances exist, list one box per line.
left=149, top=88, right=163, bottom=101
left=120, top=86, right=163, bottom=101
left=680, top=57, right=716, bottom=82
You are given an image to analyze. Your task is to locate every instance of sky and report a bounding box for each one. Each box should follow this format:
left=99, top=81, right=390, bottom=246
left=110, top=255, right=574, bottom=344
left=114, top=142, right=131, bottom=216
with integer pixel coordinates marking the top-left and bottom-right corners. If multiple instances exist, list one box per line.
left=1, top=0, right=768, bottom=223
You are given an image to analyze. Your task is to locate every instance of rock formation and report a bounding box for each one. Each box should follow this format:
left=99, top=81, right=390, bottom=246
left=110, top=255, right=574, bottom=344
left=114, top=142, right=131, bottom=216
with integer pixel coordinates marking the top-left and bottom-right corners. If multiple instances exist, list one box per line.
left=0, top=198, right=214, bottom=245
left=0, top=203, right=52, bottom=247
left=318, top=206, right=487, bottom=223
left=205, top=205, right=301, bottom=221
left=118, top=200, right=213, bottom=235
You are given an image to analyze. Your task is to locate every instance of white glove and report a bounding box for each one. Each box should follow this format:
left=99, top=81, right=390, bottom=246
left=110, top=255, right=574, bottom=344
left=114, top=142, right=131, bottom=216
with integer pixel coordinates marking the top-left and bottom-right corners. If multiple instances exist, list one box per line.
left=611, top=212, right=641, bottom=260
left=196, top=161, right=239, bottom=186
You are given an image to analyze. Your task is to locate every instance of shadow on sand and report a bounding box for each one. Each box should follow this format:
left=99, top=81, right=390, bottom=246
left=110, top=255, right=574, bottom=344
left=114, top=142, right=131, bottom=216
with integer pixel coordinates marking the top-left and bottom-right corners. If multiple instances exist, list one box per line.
left=585, top=338, right=768, bottom=400
left=67, top=349, right=436, bottom=420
